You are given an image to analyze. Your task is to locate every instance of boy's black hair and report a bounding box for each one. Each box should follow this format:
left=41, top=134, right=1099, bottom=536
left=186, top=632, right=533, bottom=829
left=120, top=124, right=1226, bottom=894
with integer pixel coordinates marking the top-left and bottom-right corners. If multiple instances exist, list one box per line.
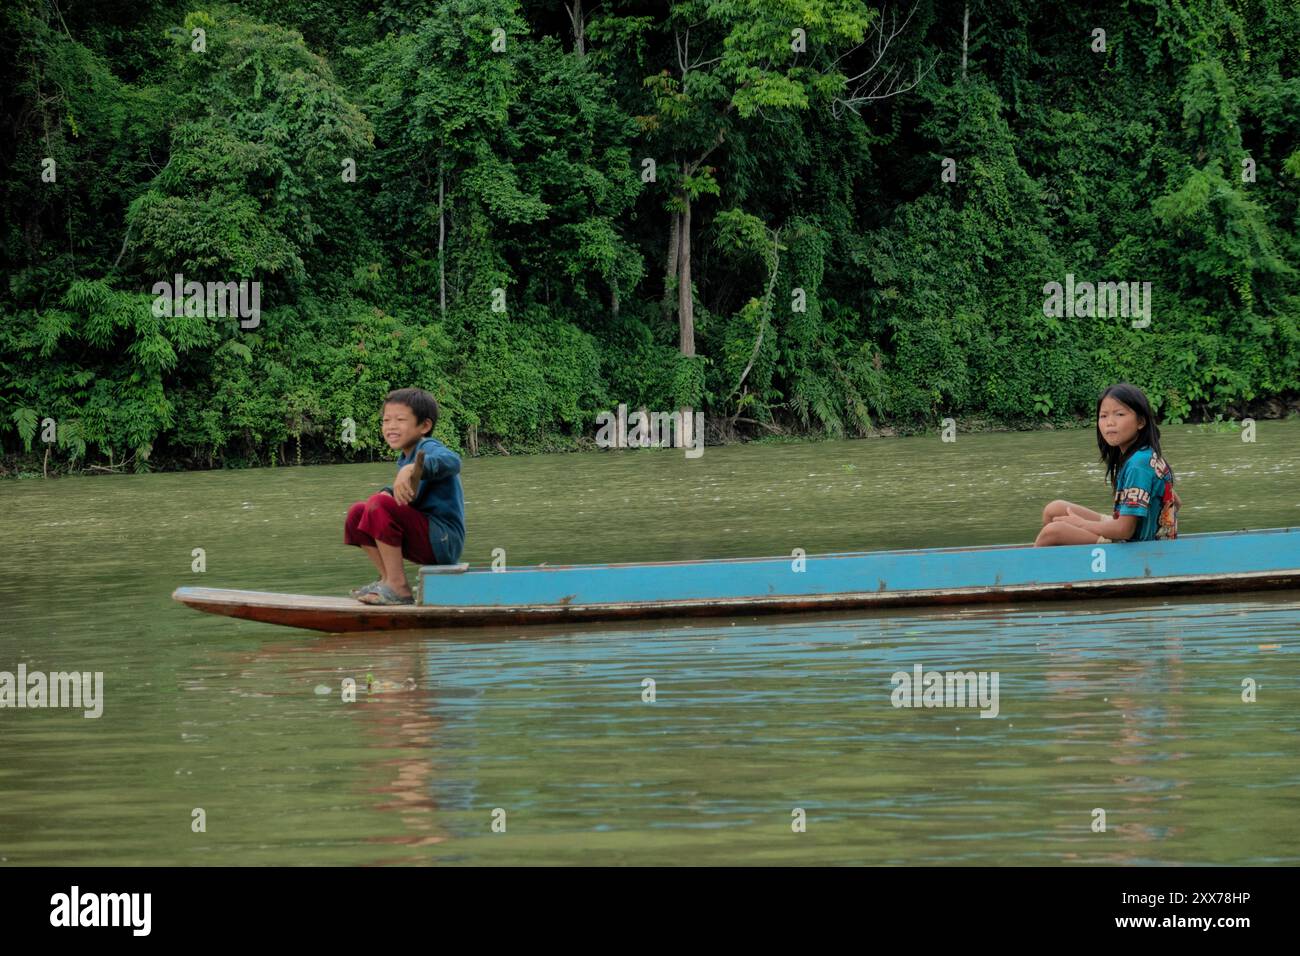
left=1096, top=382, right=1171, bottom=489
left=384, top=387, right=439, bottom=436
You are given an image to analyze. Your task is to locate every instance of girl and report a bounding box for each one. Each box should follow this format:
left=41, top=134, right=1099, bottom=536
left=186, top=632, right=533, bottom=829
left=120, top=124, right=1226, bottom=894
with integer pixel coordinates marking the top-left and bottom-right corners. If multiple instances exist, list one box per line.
left=1035, top=382, right=1180, bottom=547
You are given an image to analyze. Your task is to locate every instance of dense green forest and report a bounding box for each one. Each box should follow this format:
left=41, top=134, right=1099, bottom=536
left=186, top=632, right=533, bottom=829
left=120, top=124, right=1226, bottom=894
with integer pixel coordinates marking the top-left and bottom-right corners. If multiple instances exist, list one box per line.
left=2, top=0, right=1298, bottom=473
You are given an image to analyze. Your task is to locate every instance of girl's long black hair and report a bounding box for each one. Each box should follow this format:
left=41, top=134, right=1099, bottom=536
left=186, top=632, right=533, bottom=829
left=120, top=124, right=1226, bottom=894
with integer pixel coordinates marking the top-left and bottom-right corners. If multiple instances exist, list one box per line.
left=1097, top=382, right=1170, bottom=490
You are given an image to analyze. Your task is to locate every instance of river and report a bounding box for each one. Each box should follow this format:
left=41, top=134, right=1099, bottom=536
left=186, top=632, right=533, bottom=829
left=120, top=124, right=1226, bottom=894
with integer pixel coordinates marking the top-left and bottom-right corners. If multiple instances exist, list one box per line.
left=1, top=419, right=1297, bottom=864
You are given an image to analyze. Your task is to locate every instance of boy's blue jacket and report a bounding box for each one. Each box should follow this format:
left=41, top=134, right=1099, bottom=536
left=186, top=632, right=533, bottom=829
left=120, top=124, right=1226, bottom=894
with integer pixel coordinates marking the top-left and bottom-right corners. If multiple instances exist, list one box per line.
left=385, top=436, right=465, bottom=564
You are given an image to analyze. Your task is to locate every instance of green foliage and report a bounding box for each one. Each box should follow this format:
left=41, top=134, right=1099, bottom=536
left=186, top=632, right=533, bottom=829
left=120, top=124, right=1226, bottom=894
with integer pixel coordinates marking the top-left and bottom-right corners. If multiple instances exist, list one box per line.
left=11, top=408, right=38, bottom=452
left=128, top=10, right=374, bottom=280
left=2, top=0, right=1299, bottom=475
left=457, top=307, right=605, bottom=442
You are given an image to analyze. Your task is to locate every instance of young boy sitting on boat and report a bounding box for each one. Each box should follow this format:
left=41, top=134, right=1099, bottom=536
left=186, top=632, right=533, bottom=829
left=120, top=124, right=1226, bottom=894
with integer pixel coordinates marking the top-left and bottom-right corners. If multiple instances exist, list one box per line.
left=344, top=388, right=465, bottom=605
left=1036, top=382, right=1180, bottom=547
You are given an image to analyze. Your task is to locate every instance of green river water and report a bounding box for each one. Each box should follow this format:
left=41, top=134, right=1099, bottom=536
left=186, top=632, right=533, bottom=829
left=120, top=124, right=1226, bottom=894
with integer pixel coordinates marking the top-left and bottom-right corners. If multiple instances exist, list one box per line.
left=1, top=420, right=1298, bottom=865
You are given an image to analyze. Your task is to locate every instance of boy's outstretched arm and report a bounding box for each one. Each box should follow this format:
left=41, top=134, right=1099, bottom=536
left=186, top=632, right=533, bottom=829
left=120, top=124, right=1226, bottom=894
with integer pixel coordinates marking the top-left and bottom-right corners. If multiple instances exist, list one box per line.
left=418, top=440, right=461, bottom=480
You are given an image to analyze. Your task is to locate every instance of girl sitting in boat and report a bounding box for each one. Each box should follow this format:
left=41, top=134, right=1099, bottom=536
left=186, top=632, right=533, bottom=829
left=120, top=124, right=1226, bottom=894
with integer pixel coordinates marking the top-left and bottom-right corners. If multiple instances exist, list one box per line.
left=1035, top=382, right=1179, bottom=547
left=344, top=387, right=465, bottom=605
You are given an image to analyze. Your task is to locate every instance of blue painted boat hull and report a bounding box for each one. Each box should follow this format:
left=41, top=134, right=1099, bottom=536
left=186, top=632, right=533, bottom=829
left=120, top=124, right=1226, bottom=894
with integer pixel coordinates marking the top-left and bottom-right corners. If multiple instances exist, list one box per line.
left=172, top=528, right=1300, bottom=633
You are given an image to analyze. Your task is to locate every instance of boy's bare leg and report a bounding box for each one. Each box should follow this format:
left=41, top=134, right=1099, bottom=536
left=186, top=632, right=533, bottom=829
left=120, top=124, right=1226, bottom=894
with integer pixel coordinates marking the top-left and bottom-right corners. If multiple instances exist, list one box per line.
left=1042, top=500, right=1103, bottom=526
left=359, top=543, right=385, bottom=576
left=360, top=540, right=412, bottom=600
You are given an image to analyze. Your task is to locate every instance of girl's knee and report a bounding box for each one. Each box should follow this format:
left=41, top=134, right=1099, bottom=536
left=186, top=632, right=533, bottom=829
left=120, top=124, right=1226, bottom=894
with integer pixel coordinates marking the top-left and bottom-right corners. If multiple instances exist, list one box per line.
left=1042, top=499, right=1068, bottom=524
left=1035, top=524, right=1061, bottom=547
left=345, top=502, right=366, bottom=526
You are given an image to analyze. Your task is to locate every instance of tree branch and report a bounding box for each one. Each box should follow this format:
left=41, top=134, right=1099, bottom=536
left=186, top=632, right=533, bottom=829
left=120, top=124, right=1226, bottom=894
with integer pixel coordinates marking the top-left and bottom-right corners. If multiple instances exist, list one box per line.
left=112, top=221, right=132, bottom=269
left=831, top=2, right=936, bottom=116
left=727, top=225, right=782, bottom=421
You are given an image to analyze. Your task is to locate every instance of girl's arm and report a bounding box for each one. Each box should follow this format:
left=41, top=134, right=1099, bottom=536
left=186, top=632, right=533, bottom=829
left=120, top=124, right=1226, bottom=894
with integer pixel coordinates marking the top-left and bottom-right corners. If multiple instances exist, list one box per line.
left=1063, top=503, right=1104, bottom=522
left=1054, top=512, right=1138, bottom=540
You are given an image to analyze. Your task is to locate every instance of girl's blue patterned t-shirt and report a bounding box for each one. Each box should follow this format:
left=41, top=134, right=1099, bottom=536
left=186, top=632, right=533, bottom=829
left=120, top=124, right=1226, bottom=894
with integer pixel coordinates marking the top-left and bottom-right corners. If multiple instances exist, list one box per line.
left=1113, top=446, right=1176, bottom=541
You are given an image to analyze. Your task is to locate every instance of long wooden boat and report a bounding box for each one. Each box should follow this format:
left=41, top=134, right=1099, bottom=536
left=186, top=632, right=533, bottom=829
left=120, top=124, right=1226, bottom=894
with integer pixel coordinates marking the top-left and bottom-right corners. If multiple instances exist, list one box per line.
left=170, top=527, right=1300, bottom=634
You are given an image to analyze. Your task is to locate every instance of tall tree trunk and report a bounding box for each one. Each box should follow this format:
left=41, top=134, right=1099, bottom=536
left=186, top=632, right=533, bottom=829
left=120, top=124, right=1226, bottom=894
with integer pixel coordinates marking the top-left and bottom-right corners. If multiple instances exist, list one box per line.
left=663, top=206, right=681, bottom=319
left=670, top=114, right=730, bottom=348
left=676, top=196, right=694, bottom=431
left=961, top=5, right=969, bottom=82
left=677, top=187, right=694, bottom=356
left=438, top=154, right=446, bottom=318
left=567, top=0, right=586, bottom=57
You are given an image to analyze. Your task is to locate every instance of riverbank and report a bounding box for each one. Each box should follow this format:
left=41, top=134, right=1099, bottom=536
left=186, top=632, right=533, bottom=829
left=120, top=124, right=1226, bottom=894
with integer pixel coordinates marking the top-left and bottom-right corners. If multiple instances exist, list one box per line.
left=4, top=393, right=1299, bottom=479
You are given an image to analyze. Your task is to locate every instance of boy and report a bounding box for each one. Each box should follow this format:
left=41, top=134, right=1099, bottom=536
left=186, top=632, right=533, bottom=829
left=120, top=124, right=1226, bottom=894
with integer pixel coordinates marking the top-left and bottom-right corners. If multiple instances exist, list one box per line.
left=344, top=388, right=465, bottom=605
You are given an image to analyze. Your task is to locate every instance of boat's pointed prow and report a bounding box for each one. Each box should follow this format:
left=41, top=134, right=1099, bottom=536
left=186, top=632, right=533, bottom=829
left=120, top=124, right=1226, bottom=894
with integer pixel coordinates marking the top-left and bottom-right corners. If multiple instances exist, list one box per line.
left=171, top=586, right=437, bottom=633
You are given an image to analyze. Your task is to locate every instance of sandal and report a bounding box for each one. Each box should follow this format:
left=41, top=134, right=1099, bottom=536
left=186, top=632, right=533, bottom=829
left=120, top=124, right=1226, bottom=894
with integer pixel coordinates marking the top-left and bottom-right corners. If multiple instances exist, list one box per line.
left=357, top=583, right=414, bottom=606
left=350, top=579, right=383, bottom=598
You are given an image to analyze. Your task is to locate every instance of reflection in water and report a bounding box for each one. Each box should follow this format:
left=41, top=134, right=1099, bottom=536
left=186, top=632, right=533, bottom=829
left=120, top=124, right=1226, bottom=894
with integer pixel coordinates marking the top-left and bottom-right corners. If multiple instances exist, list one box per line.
left=1042, top=620, right=1190, bottom=863
left=225, top=634, right=491, bottom=863
left=150, top=594, right=1299, bottom=865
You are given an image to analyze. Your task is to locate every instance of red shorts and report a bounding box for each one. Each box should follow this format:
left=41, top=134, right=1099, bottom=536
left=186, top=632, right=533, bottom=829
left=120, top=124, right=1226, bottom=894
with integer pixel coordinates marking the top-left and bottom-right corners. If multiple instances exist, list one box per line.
left=344, top=492, right=435, bottom=565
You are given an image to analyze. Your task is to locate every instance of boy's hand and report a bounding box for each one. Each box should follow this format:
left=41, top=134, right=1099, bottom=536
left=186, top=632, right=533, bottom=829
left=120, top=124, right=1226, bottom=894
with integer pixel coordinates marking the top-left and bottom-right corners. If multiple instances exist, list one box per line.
left=393, top=463, right=417, bottom=505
